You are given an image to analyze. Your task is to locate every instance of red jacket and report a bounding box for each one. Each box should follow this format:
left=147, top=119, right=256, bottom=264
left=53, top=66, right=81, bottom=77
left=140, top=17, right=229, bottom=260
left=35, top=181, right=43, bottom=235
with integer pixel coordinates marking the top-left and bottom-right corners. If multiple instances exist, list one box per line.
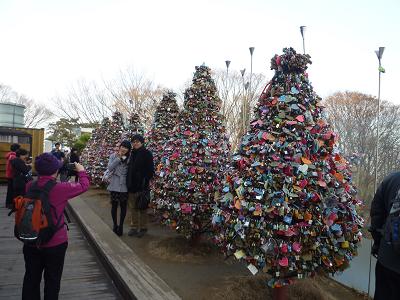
left=5, top=151, right=16, bottom=179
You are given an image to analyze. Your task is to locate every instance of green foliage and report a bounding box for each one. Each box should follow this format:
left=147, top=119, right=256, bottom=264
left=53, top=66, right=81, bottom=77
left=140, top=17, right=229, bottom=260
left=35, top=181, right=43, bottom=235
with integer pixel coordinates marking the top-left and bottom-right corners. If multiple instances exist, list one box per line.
left=47, top=118, right=79, bottom=147
left=73, top=133, right=91, bottom=152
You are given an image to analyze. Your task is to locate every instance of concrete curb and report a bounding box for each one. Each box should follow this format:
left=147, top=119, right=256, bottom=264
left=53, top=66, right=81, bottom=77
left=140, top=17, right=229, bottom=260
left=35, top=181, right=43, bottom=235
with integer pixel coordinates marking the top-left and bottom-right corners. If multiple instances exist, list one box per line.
left=68, top=197, right=181, bottom=300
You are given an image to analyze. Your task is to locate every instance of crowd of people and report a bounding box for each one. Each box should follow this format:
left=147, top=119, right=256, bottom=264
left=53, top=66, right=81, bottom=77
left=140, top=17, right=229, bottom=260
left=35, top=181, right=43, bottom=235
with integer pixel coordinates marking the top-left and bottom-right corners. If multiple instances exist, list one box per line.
left=3, top=132, right=400, bottom=300
left=3, top=133, right=154, bottom=300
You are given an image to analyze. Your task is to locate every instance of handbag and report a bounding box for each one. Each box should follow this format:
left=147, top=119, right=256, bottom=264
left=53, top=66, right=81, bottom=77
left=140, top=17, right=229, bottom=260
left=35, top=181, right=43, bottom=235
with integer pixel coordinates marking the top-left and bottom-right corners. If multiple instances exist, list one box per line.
left=101, top=169, right=114, bottom=184
left=137, top=190, right=150, bottom=210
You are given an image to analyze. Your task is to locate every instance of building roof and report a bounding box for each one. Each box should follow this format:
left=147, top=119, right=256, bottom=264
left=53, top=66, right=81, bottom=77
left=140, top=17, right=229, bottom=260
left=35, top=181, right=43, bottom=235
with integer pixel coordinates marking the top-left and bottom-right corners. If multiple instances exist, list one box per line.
left=0, top=127, right=32, bottom=137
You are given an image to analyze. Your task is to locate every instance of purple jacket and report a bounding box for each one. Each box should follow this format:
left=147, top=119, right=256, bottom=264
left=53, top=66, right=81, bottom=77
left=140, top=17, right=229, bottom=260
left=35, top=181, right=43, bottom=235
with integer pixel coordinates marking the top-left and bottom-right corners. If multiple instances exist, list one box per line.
left=26, top=171, right=90, bottom=248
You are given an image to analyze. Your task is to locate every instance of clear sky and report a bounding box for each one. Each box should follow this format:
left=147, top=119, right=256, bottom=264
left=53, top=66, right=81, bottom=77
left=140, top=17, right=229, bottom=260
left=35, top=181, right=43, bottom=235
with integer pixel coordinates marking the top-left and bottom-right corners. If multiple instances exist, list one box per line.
left=0, top=0, right=399, bottom=105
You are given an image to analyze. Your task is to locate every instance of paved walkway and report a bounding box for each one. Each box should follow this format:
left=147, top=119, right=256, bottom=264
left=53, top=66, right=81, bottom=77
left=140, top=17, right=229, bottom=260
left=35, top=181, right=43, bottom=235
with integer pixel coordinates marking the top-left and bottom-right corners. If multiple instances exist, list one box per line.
left=0, top=184, right=121, bottom=299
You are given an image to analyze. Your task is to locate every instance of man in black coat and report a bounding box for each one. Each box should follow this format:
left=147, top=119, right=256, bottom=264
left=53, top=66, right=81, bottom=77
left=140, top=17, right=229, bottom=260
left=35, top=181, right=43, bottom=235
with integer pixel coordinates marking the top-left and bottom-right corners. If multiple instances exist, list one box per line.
left=370, top=171, right=400, bottom=300
left=126, top=134, right=154, bottom=237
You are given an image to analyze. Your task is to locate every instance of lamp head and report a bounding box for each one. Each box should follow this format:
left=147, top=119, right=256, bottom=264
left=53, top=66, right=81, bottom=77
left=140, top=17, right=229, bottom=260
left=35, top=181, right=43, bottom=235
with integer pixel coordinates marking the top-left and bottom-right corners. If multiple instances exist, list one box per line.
left=249, top=47, right=255, bottom=55
left=300, top=26, right=306, bottom=37
left=225, top=60, right=231, bottom=69
left=375, top=47, right=385, bottom=60
left=240, top=69, right=246, bottom=77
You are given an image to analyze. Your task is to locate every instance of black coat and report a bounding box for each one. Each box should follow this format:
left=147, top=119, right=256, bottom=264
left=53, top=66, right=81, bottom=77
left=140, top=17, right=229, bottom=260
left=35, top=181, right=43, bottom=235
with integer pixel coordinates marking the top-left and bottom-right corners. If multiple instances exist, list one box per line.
left=10, top=157, right=31, bottom=197
left=371, top=171, right=400, bottom=274
left=126, top=146, right=154, bottom=193
left=70, top=153, right=80, bottom=163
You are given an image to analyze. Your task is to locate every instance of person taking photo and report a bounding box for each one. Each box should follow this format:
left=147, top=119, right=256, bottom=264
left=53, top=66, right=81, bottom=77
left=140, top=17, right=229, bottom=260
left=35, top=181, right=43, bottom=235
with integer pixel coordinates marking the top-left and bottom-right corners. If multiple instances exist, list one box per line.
left=21, top=152, right=89, bottom=300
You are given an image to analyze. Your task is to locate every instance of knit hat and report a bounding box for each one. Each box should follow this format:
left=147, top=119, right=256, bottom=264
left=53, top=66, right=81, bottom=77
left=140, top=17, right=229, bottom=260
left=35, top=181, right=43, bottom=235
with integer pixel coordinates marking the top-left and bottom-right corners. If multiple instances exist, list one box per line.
left=120, top=140, right=132, bottom=150
left=35, top=152, right=63, bottom=176
left=132, top=134, right=145, bottom=144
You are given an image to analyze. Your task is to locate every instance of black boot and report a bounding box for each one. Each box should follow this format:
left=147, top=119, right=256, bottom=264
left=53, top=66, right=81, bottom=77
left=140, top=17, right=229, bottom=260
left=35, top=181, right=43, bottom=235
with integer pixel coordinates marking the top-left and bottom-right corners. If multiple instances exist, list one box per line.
left=113, top=224, right=118, bottom=234
left=117, top=225, right=123, bottom=237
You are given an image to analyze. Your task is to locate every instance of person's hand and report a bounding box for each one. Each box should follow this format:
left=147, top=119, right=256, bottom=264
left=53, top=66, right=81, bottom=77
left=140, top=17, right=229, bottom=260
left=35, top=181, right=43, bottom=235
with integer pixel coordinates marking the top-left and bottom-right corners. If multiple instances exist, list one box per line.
left=74, top=162, right=85, bottom=172
left=372, top=242, right=380, bottom=258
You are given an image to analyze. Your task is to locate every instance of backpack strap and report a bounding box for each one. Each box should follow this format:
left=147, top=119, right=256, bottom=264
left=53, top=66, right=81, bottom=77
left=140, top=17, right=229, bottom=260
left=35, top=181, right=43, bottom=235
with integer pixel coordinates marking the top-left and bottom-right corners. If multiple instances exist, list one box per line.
left=390, top=189, right=400, bottom=214
left=42, top=180, right=57, bottom=193
left=26, top=181, right=40, bottom=196
left=38, top=180, right=57, bottom=227
left=64, top=210, right=71, bottom=223
left=63, top=210, right=71, bottom=231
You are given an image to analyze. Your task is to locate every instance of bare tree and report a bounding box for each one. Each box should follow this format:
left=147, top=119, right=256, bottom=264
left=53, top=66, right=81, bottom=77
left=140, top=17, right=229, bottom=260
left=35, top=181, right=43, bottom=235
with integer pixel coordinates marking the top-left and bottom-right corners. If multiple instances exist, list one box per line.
left=53, top=79, right=113, bottom=124
left=213, top=69, right=266, bottom=150
left=103, top=67, right=164, bottom=129
left=0, top=84, right=16, bottom=102
left=17, top=96, right=53, bottom=128
left=324, top=91, right=400, bottom=205
left=0, top=83, right=53, bottom=128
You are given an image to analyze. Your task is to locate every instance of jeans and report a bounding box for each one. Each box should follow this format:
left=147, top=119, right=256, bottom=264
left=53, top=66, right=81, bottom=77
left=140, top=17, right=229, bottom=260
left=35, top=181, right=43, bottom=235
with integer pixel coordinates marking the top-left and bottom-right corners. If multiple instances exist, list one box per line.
left=22, top=242, right=68, bottom=300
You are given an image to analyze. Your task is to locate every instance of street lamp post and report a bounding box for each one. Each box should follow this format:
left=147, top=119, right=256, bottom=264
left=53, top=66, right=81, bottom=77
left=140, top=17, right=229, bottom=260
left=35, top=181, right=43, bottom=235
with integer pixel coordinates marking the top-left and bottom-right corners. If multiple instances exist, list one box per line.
left=300, top=26, right=306, bottom=54
left=249, top=47, right=255, bottom=90
left=367, top=46, right=385, bottom=298
left=374, top=47, right=385, bottom=193
left=223, top=60, right=231, bottom=116
left=244, top=81, right=249, bottom=134
left=240, top=68, right=246, bottom=134
left=248, top=47, right=255, bottom=129
left=225, top=60, right=231, bottom=77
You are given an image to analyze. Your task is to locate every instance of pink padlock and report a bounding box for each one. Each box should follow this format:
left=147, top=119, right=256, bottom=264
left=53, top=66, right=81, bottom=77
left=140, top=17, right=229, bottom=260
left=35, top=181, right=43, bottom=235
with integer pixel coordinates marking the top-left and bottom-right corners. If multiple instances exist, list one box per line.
left=278, top=257, right=289, bottom=267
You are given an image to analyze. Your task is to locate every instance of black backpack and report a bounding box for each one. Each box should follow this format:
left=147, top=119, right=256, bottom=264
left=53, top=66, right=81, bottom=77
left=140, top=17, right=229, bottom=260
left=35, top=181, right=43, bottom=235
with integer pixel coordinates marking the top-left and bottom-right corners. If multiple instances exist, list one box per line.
left=384, top=189, right=400, bottom=254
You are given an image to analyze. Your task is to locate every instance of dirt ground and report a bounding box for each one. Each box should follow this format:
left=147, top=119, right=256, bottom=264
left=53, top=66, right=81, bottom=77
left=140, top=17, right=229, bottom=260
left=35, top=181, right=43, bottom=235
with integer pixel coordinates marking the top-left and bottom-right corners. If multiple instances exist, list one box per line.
left=82, top=188, right=370, bottom=300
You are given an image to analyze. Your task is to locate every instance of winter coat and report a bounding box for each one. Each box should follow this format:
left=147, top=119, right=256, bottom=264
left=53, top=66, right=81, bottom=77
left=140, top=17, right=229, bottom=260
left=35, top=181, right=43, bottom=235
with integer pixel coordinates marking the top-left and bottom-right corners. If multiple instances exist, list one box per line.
left=5, top=151, right=16, bottom=179
left=26, top=171, right=90, bottom=247
left=68, top=152, right=80, bottom=176
left=126, top=146, right=154, bottom=193
left=106, top=153, right=129, bottom=193
left=70, top=152, right=80, bottom=163
left=371, top=171, right=400, bottom=274
left=10, top=157, right=32, bottom=197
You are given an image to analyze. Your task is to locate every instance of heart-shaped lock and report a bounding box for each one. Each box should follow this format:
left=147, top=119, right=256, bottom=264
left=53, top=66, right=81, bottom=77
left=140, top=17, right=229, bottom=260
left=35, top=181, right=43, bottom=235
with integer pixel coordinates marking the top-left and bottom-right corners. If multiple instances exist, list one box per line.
left=279, top=257, right=289, bottom=267
left=292, top=242, right=302, bottom=253
left=298, top=164, right=308, bottom=174
left=281, top=243, right=288, bottom=253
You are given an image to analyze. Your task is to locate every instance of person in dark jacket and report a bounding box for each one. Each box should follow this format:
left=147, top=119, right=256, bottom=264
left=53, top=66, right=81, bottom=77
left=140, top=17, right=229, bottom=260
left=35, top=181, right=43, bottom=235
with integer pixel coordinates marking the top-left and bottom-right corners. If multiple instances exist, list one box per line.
left=126, top=134, right=154, bottom=237
left=370, top=171, right=400, bottom=300
left=51, top=142, right=67, bottom=181
left=69, top=148, right=80, bottom=182
left=5, top=143, right=20, bottom=208
left=10, top=148, right=32, bottom=199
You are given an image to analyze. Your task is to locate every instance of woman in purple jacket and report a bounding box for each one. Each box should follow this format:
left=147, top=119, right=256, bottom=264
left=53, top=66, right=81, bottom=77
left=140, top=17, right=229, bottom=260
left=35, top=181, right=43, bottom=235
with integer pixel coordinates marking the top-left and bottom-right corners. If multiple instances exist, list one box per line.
left=22, top=152, right=90, bottom=300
